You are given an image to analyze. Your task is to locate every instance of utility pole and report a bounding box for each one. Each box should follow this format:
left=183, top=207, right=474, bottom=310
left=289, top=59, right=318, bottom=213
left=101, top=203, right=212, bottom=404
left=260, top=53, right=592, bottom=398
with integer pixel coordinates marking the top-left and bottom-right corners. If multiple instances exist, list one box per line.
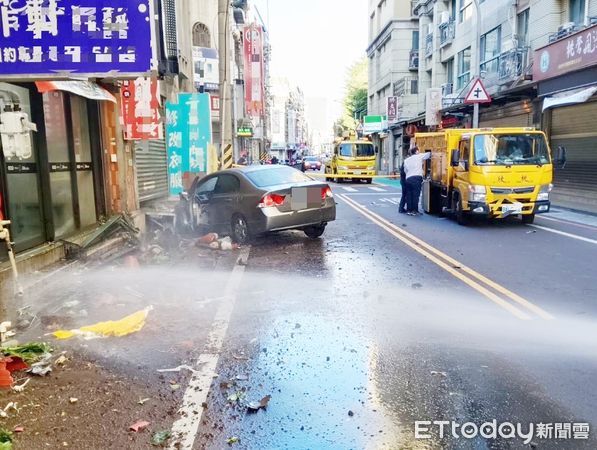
left=472, top=0, right=481, bottom=128
left=218, top=0, right=233, bottom=166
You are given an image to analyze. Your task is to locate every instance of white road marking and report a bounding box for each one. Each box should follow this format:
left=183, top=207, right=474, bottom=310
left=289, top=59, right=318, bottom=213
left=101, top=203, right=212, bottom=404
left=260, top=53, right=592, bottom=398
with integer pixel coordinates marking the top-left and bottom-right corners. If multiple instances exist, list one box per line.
left=538, top=215, right=597, bottom=232
left=168, top=246, right=251, bottom=449
left=341, top=186, right=357, bottom=192
left=368, top=186, right=386, bottom=192
left=386, top=198, right=400, bottom=205
left=529, top=224, right=597, bottom=246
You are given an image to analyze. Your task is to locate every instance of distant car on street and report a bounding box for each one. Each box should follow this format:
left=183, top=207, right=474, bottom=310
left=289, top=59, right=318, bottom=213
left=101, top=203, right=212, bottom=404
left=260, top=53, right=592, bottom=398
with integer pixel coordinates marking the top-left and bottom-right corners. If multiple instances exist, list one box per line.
left=303, top=156, right=322, bottom=171
left=175, top=165, right=336, bottom=243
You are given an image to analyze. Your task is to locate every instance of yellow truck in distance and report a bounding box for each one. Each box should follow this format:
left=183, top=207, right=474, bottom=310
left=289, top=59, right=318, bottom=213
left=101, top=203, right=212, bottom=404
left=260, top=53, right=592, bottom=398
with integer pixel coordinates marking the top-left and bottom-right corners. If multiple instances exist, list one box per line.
left=414, top=128, right=566, bottom=225
left=325, top=135, right=378, bottom=184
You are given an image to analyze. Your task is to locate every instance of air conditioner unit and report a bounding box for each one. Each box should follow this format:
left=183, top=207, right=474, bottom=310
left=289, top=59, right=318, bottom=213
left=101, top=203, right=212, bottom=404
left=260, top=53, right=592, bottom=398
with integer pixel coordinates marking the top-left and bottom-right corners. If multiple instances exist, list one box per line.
left=440, top=11, right=451, bottom=24
left=441, top=83, right=453, bottom=96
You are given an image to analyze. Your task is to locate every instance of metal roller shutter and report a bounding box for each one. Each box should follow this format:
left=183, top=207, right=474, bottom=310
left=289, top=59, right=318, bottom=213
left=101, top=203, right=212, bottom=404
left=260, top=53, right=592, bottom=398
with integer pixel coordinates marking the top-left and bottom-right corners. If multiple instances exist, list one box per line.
left=479, top=101, right=532, bottom=128
left=550, top=99, right=597, bottom=202
left=135, top=139, right=169, bottom=203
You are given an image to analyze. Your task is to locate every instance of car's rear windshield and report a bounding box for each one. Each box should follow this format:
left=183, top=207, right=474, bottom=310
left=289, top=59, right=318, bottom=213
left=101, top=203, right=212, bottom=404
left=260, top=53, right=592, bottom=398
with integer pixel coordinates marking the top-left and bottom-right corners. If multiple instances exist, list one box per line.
left=246, top=166, right=313, bottom=188
left=305, top=157, right=318, bottom=161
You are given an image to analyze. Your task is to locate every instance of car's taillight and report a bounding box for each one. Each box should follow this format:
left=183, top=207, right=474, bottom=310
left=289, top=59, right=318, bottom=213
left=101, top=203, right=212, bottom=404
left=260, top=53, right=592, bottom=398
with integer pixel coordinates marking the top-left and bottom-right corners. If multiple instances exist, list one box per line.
left=321, top=186, right=333, bottom=200
left=259, top=193, right=286, bottom=208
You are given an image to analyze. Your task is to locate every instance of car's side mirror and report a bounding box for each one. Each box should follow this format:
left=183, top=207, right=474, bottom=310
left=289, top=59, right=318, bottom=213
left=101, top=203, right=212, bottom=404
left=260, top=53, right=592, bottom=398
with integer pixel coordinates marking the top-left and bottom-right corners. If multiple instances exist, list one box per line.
left=375, top=146, right=379, bottom=154
left=553, top=146, right=567, bottom=169
left=179, top=192, right=189, bottom=201
left=450, top=149, right=460, bottom=167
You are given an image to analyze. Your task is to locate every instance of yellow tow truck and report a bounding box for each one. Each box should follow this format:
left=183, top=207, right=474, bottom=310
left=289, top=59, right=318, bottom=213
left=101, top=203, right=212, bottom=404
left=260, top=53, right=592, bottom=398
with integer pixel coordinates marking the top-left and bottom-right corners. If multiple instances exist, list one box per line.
left=325, top=134, right=378, bottom=184
left=415, top=127, right=566, bottom=225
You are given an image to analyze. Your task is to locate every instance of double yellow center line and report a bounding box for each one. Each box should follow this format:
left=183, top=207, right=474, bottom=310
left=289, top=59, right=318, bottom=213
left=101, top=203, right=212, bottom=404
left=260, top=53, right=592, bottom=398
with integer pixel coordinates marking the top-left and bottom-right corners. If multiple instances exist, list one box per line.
left=337, top=193, right=554, bottom=321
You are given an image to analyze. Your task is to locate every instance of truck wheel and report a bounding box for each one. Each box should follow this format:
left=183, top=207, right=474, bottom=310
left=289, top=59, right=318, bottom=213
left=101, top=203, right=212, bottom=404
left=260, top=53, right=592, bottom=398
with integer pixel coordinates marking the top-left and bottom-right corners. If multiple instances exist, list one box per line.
left=365, top=178, right=372, bottom=184
left=455, top=196, right=469, bottom=226
left=521, top=213, right=535, bottom=224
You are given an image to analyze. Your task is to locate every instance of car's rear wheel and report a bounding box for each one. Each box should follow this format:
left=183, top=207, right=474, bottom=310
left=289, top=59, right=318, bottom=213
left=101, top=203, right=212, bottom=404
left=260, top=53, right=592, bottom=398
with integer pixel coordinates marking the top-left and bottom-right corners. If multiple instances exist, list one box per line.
left=231, top=214, right=251, bottom=244
left=304, top=224, right=326, bottom=239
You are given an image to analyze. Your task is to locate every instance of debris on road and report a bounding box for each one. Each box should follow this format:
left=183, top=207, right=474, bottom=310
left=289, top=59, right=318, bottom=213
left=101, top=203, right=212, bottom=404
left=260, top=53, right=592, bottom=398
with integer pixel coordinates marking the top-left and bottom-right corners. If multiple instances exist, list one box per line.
left=227, top=391, right=246, bottom=404
left=150, top=430, right=171, bottom=446
left=411, top=283, right=423, bottom=289
left=27, top=353, right=53, bottom=376
left=0, top=428, right=13, bottom=449
left=4, top=357, right=28, bottom=373
left=69, top=397, right=78, bottom=404
left=197, top=234, right=240, bottom=251
left=197, top=233, right=219, bottom=245
left=137, top=398, right=150, bottom=405
left=234, top=374, right=248, bottom=381
left=156, top=365, right=199, bottom=375
left=12, top=427, right=23, bottom=433
left=129, top=420, right=150, bottom=432
left=226, top=436, right=240, bottom=445
left=54, top=354, right=68, bottom=366
left=11, top=378, right=30, bottom=393
left=430, top=370, right=448, bottom=378
left=52, top=306, right=153, bottom=340
left=0, top=322, right=15, bottom=344
left=247, top=395, right=271, bottom=412
left=348, top=410, right=354, bottom=417
left=2, top=342, right=52, bottom=363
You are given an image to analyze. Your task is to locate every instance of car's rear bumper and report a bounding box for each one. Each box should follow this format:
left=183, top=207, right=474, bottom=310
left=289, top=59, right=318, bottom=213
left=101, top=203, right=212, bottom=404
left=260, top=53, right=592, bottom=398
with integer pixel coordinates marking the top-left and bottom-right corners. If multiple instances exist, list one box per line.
left=252, top=200, right=336, bottom=233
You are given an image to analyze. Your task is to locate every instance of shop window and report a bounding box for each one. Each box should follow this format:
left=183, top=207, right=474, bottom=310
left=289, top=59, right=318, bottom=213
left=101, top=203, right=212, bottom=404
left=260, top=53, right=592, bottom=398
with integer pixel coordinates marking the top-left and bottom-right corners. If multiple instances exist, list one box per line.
left=70, top=96, right=97, bottom=228
left=44, top=92, right=76, bottom=238
left=0, top=82, right=45, bottom=250
left=480, top=26, right=501, bottom=76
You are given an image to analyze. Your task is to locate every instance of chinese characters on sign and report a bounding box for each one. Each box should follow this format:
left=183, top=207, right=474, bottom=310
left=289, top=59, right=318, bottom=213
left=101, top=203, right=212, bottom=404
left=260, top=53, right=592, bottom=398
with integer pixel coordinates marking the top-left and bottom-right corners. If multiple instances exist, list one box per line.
left=534, top=23, right=597, bottom=82
left=120, top=77, right=162, bottom=140
left=243, top=23, right=264, bottom=117
left=0, top=0, right=153, bottom=77
left=165, top=93, right=212, bottom=196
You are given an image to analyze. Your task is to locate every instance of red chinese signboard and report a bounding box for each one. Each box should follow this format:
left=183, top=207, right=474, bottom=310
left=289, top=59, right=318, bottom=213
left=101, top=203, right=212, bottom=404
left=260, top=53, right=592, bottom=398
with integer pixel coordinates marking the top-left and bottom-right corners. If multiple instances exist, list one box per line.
left=243, top=24, right=265, bottom=117
left=533, top=23, right=597, bottom=82
left=120, top=78, right=162, bottom=140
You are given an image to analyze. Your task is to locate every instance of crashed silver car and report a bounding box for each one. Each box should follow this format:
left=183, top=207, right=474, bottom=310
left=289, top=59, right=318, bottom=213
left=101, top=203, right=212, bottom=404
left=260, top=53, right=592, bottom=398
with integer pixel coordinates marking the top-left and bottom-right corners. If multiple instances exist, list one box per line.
left=175, top=165, right=336, bottom=243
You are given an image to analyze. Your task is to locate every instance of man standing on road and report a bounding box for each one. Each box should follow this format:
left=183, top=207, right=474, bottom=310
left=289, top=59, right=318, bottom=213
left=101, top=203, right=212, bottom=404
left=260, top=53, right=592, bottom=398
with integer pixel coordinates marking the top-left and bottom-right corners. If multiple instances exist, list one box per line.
left=403, top=146, right=431, bottom=216
left=398, top=149, right=413, bottom=214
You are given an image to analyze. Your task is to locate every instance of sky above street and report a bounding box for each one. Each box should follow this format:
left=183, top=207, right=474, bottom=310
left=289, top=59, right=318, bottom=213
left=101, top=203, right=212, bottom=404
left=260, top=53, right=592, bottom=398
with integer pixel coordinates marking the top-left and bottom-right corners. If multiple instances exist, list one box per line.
left=251, top=0, right=368, bottom=129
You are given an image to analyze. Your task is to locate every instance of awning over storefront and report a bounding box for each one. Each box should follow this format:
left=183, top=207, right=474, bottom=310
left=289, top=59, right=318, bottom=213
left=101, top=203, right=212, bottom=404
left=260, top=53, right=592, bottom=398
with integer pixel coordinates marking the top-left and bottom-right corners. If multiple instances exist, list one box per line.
left=542, top=85, right=597, bottom=111
left=35, top=81, right=116, bottom=103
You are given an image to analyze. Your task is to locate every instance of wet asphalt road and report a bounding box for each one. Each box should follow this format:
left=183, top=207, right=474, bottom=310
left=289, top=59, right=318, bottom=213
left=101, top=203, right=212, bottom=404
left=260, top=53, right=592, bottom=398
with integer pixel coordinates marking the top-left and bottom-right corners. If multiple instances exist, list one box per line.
left=12, top=180, right=597, bottom=449
left=190, top=181, right=597, bottom=449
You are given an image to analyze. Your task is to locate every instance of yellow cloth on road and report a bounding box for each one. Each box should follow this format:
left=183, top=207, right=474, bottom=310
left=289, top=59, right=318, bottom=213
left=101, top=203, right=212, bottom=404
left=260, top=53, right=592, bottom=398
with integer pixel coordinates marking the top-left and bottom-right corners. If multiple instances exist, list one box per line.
left=52, top=307, right=152, bottom=340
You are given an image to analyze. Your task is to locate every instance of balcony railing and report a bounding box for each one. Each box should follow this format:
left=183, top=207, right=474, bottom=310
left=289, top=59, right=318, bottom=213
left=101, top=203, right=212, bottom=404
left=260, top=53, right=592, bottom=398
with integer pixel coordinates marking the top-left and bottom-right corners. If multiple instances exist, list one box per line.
left=425, top=33, right=433, bottom=57
left=497, top=47, right=530, bottom=83
left=409, top=49, right=419, bottom=70
left=439, top=19, right=455, bottom=47
left=393, top=76, right=419, bottom=97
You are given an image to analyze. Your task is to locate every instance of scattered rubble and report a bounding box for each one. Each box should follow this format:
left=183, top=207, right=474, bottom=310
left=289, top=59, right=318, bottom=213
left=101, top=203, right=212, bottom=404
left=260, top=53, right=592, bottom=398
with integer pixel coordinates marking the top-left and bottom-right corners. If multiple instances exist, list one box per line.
left=129, top=420, right=150, bottom=432
left=247, top=395, right=271, bottom=412
left=150, top=430, right=171, bottom=446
